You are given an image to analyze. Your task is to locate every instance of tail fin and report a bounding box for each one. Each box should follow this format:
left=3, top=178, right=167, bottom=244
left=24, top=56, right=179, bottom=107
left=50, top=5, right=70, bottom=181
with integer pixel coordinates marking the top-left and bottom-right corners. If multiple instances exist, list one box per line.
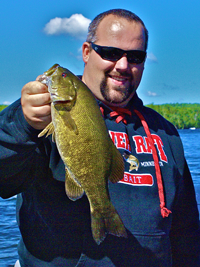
left=91, top=206, right=127, bottom=245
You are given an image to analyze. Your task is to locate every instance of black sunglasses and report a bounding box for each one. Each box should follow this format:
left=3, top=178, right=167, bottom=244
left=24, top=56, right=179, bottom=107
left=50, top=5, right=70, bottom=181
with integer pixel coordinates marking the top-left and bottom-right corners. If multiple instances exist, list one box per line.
left=91, top=43, right=146, bottom=64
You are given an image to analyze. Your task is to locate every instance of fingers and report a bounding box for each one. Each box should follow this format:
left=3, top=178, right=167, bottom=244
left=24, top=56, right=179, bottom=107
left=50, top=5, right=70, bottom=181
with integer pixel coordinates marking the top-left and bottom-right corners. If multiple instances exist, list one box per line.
left=36, top=74, right=43, bottom=81
left=22, top=81, right=49, bottom=95
left=21, top=81, right=52, bottom=130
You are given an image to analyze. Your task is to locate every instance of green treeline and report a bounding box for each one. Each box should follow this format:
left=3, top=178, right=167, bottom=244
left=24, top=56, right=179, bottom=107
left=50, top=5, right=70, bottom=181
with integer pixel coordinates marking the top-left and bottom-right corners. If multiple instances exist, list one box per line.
left=146, top=103, right=200, bottom=129
left=0, top=105, right=8, bottom=112
left=0, top=103, right=200, bottom=129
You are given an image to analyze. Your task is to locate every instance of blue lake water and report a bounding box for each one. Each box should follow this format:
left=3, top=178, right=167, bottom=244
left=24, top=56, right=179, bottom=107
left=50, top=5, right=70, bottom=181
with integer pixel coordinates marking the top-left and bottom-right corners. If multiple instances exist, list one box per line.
left=0, top=129, right=200, bottom=266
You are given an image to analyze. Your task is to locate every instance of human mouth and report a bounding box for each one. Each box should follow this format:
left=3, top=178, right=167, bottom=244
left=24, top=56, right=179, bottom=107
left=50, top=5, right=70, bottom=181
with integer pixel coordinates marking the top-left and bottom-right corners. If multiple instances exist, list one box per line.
left=108, top=75, right=130, bottom=86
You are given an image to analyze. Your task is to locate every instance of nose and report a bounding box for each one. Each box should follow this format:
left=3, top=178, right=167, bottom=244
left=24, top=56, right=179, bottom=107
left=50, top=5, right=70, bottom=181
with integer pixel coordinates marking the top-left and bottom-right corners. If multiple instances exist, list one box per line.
left=115, top=55, right=130, bottom=72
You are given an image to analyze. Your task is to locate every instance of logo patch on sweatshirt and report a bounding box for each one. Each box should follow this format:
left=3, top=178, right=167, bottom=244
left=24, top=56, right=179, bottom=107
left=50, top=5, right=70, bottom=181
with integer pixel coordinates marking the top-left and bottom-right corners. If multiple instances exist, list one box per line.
left=109, top=131, right=131, bottom=152
left=123, top=152, right=139, bottom=172
left=109, top=131, right=168, bottom=163
left=132, top=134, right=168, bottom=163
left=109, top=130, right=168, bottom=187
left=119, top=172, right=154, bottom=186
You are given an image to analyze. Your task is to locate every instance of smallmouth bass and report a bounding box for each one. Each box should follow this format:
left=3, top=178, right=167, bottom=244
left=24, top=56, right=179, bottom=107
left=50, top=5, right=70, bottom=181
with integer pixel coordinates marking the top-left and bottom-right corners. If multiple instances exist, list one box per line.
left=38, top=64, right=127, bottom=244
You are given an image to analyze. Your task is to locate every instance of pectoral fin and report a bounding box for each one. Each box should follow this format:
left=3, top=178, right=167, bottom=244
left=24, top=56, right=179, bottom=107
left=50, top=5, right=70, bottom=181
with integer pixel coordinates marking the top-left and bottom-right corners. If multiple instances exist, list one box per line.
left=59, top=111, right=78, bottom=135
left=65, top=168, right=84, bottom=201
left=38, top=122, right=56, bottom=142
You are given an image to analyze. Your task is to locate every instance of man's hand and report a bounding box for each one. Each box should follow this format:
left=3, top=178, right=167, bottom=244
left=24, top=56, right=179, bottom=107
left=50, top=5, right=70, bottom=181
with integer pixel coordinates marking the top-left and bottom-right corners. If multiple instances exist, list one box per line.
left=21, top=77, right=51, bottom=130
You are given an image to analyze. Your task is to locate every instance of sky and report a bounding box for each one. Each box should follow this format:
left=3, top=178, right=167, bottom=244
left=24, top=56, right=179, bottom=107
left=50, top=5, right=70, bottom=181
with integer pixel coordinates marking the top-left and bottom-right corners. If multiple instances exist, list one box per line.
left=0, top=0, right=200, bottom=105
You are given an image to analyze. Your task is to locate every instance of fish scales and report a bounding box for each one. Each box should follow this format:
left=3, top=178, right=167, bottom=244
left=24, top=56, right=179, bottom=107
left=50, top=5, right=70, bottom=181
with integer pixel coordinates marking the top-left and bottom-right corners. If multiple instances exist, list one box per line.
left=38, top=64, right=127, bottom=244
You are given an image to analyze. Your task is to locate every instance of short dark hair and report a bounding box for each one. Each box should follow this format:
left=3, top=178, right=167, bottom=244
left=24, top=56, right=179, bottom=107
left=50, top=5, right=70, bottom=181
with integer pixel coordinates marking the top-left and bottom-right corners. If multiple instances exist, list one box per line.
left=86, top=9, right=148, bottom=51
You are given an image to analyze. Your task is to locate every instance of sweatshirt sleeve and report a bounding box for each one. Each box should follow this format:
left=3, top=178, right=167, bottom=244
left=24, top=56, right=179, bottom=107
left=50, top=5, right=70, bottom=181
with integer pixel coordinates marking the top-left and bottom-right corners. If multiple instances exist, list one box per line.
left=169, top=135, right=200, bottom=266
left=0, top=99, right=50, bottom=198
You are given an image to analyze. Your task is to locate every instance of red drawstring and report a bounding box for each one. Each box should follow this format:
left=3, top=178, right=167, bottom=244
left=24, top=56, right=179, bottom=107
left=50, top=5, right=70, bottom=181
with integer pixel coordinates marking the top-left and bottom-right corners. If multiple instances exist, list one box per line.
left=100, top=107, right=104, bottom=117
left=133, top=109, right=172, bottom=218
left=107, top=107, right=132, bottom=124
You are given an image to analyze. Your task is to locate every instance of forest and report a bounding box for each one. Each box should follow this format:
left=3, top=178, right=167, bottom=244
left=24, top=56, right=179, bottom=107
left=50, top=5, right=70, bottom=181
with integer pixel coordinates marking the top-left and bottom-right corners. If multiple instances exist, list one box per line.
left=146, top=103, right=200, bottom=129
left=0, top=105, right=8, bottom=112
left=0, top=103, right=200, bottom=129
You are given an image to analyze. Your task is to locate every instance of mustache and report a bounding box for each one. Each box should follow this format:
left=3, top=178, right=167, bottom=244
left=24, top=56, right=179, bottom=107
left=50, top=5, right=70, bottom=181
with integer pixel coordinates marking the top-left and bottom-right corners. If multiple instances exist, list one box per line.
left=105, top=71, right=132, bottom=79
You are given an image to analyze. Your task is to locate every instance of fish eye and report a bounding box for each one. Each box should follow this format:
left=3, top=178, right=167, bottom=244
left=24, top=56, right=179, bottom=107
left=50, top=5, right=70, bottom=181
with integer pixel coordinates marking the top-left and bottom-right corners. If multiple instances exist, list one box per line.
left=62, top=73, right=67, bottom=77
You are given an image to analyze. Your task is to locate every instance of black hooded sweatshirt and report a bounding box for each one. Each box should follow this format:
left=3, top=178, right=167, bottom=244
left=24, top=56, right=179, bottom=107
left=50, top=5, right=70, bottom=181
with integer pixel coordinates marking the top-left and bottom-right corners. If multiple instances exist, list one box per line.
left=0, top=94, right=199, bottom=266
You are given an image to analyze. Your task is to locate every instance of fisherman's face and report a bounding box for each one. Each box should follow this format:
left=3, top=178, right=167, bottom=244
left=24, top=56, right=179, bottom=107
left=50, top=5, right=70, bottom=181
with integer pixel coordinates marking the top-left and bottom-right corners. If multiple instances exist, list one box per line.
left=82, top=14, right=146, bottom=107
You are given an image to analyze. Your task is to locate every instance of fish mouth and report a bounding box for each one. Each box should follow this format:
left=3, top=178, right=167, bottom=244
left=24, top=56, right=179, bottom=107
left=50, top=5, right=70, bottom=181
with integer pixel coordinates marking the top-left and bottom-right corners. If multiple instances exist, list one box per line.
left=50, top=88, right=77, bottom=108
left=53, top=100, right=72, bottom=105
left=51, top=92, right=75, bottom=103
left=53, top=99, right=75, bottom=111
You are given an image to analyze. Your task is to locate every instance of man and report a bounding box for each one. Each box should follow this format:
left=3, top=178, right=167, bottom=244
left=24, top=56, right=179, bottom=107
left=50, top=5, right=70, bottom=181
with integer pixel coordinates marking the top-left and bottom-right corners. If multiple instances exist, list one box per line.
left=0, top=9, right=200, bottom=267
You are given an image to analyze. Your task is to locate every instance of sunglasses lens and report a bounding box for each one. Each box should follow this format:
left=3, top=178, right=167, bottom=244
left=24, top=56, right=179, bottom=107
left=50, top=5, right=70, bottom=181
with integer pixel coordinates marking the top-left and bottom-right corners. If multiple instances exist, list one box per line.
left=101, top=47, right=123, bottom=61
left=127, top=51, right=146, bottom=64
left=92, top=43, right=146, bottom=64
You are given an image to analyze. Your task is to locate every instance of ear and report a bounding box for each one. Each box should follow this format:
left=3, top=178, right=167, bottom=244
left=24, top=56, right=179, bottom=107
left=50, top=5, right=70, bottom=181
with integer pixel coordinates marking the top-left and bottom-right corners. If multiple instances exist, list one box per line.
left=82, top=42, right=91, bottom=64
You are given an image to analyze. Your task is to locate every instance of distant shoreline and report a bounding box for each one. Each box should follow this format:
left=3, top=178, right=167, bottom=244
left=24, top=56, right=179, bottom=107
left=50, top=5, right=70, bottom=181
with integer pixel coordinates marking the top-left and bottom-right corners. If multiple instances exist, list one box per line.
left=146, top=103, right=200, bottom=129
left=1, top=103, right=200, bottom=129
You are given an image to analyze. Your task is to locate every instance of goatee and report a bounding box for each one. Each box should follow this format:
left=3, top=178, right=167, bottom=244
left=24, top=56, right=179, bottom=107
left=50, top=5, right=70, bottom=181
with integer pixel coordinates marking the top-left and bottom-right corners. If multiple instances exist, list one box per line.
left=100, top=77, right=134, bottom=104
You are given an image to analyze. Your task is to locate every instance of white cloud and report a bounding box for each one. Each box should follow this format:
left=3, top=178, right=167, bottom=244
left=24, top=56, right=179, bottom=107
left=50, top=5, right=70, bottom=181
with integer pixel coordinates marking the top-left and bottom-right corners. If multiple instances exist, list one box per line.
left=44, top=14, right=91, bottom=40
left=3, top=101, right=11, bottom=105
left=147, top=52, right=158, bottom=63
left=147, top=91, right=158, bottom=97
